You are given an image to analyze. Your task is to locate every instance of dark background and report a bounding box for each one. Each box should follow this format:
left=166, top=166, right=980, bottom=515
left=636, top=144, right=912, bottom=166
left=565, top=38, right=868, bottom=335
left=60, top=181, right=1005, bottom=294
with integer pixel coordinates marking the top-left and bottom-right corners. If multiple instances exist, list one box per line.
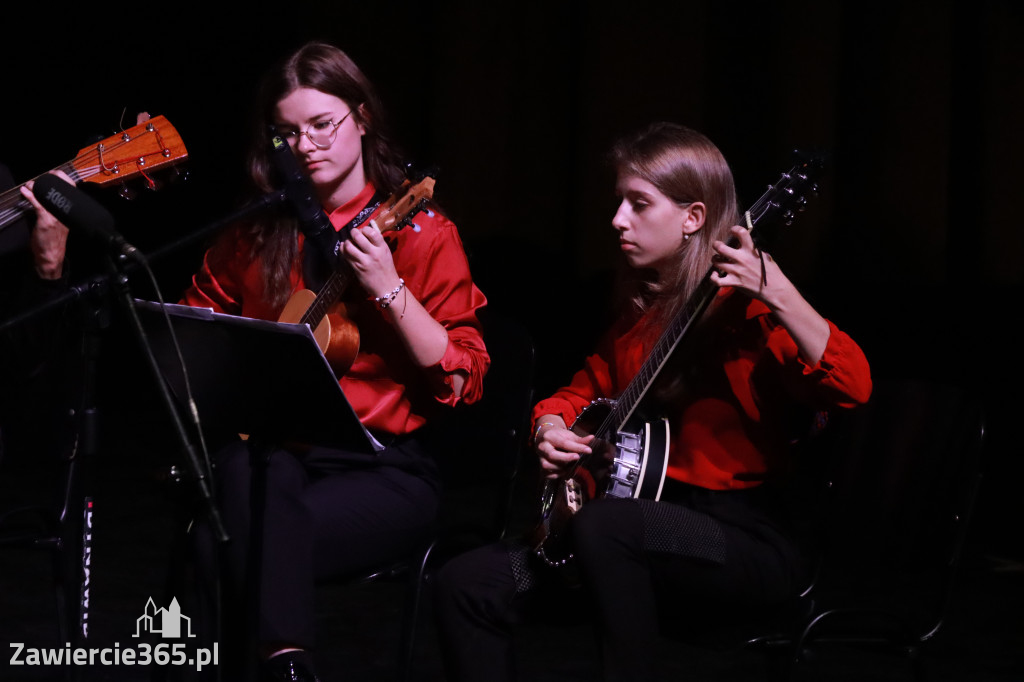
left=1, top=0, right=1021, bottom=657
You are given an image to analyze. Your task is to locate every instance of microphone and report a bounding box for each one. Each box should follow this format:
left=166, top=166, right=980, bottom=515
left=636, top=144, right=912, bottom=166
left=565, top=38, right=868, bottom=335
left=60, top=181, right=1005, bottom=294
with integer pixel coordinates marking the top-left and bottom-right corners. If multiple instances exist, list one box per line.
left=268, top=135, right=340, bottom=263
left=32, top=174, right=141, bottom=261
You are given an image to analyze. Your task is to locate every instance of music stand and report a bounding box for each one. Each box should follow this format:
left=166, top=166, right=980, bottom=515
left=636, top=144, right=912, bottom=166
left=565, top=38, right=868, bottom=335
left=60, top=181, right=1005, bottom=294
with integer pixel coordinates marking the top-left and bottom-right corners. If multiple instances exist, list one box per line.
left=134, top=300, right=385, bottom=680
left=132, top=300, right=381, bottom=454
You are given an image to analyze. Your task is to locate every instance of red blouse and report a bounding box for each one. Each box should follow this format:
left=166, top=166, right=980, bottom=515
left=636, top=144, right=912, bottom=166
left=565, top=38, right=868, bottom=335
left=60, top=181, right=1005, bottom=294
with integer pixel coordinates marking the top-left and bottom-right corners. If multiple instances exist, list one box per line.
left=532, top=289, right=872, bottom=490
left=182, top=182, right=490, bottom=436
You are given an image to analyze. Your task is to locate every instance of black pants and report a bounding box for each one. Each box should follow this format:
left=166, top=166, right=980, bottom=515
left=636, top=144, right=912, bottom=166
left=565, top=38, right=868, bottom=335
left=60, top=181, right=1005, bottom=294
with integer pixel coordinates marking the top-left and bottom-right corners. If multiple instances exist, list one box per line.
left=434, top=481, right=805, bottom=682
left=208, top=433, right=441, bottom=657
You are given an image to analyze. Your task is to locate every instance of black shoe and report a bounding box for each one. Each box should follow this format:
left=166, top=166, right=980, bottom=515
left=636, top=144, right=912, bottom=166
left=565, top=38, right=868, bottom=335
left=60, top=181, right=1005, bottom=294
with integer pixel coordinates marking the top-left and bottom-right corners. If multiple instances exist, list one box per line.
left=262, top=651, right=321, bottom=682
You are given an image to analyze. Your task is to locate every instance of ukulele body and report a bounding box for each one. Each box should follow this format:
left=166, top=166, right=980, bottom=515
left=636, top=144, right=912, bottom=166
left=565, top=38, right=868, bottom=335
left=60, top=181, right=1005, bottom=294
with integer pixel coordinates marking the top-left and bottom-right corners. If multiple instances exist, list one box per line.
left=279, top=289, right=360, bottom=374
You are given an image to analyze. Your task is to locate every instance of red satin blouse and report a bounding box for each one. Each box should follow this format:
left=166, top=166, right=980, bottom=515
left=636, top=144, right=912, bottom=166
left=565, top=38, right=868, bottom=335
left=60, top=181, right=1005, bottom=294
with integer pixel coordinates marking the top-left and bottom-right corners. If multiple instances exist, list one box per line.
left=532, top=289, right=872, bottom=490
left=182, top=182, right=489, bottom=436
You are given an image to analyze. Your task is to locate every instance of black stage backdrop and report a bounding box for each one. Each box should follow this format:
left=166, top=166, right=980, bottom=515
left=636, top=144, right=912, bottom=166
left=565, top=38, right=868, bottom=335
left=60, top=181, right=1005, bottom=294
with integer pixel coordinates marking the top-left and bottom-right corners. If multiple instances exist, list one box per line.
left=1, top=1, right=1021, bottom=560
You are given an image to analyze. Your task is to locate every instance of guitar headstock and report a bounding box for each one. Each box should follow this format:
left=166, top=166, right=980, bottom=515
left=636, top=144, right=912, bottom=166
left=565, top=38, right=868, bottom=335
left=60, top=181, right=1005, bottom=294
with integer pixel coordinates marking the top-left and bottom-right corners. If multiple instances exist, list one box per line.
left=747, top=151, right=825, bottom=231
left=69, top=115, right=188, bottom=191
left=370, top=174, right=437, bottom=234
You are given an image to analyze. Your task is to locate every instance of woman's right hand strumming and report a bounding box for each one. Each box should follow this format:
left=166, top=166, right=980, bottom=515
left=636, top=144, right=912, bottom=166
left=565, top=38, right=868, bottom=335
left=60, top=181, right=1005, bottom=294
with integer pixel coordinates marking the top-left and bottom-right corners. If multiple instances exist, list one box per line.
left=533, top=415, right=595, bottom=480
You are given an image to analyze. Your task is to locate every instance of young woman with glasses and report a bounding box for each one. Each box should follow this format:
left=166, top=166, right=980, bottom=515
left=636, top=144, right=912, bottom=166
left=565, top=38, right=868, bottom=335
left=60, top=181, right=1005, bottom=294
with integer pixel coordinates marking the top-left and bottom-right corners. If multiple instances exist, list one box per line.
left=433, top=122, right=872, bottom=682
left=182, top=41, right=489, bottom=682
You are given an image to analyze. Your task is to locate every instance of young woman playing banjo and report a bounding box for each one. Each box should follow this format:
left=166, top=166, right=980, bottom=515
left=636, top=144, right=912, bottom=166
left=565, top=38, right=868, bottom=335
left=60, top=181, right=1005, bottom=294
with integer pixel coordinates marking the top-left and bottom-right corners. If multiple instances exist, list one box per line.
left=434, top=122, right=872, bottom=682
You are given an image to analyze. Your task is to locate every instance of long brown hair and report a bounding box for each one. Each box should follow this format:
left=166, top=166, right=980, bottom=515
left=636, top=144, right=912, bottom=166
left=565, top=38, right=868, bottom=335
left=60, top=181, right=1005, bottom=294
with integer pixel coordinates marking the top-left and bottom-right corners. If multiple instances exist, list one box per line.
left=244, top=41, right=406, bottom=307
left=610, top=122, right=741, bottom=332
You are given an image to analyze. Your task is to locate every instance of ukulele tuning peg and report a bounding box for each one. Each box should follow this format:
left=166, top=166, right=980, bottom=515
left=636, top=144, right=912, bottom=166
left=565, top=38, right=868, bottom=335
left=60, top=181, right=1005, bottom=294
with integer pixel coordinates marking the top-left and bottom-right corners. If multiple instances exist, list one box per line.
left=119, top=184, right=138, bottom=201
left=783, top=210, right=795, bottom=225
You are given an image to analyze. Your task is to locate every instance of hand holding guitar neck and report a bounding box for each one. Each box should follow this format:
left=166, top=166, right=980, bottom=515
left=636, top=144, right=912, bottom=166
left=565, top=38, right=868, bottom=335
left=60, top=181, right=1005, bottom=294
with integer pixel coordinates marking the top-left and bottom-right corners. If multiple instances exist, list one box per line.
left=19, top=170, right=72, bottom=279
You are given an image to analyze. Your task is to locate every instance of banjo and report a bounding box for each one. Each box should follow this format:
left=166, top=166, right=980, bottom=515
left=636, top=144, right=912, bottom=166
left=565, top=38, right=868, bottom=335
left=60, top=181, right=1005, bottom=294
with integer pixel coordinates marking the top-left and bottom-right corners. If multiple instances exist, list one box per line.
left=532, top=153, right=824, bottom=568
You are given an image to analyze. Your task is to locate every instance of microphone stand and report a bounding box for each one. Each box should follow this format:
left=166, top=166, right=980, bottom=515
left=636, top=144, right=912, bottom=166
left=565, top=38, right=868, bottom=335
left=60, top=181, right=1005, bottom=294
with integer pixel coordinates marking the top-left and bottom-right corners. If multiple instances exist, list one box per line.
left=0, top=191, right=291, bottom=546
left=106, top=254, right=228, bottom=543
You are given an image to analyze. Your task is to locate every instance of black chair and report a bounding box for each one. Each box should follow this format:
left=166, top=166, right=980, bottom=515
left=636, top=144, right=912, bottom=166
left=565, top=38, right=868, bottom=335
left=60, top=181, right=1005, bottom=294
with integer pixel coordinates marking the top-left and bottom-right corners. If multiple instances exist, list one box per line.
left=375, top=308, right=536, bottom=681
left=432, top=308, right=537, bottom=545
left=746, top=378, right=987, bottom=681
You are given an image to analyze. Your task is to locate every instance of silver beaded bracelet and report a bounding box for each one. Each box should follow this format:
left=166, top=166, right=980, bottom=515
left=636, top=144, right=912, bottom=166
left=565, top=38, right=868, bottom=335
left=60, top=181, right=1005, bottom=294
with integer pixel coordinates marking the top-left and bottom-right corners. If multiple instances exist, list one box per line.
left=375, top=278, right=405, bottom=310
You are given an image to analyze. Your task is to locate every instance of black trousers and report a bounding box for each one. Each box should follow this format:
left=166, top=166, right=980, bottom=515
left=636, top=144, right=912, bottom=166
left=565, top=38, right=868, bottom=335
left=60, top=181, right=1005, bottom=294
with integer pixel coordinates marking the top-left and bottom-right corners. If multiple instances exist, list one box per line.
left=434, top=481, right=805, bottom=682
left=208, top=433, right=441, bottom=656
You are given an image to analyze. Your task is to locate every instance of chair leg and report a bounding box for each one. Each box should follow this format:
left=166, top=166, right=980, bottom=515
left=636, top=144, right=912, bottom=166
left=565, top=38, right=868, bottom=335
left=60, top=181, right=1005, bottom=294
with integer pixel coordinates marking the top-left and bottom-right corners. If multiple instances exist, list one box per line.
left=398, top=540, right=436, bottom=682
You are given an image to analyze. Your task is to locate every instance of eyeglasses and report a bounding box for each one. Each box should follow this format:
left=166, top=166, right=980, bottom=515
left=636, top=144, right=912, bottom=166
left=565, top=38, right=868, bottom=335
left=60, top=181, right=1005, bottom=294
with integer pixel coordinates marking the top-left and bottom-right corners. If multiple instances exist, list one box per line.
left=276, top=109, right=354, bottom=149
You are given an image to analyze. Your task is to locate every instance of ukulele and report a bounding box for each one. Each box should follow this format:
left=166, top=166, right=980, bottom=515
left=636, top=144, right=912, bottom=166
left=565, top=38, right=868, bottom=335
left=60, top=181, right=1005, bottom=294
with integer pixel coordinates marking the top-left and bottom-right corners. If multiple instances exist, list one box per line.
left=532, top=153, right=825, bottom=569
left=0, top=115, right=188, bottom=230
left=277, top=174, right=436, bottom=374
